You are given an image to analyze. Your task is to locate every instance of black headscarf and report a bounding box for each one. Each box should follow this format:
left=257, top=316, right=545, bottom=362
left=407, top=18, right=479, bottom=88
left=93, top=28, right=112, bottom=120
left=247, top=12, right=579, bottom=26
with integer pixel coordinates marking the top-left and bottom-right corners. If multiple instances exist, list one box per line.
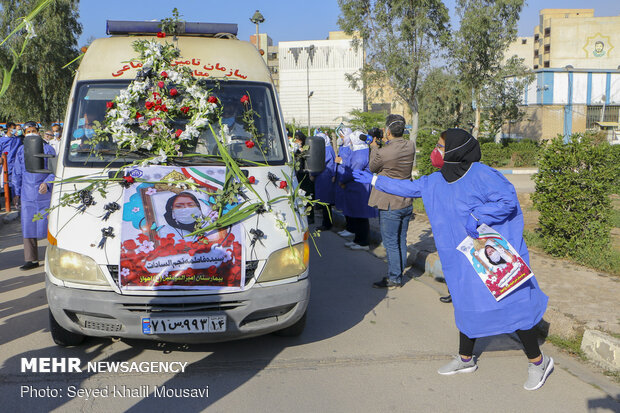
left=441, top=128, right=481, bottom=183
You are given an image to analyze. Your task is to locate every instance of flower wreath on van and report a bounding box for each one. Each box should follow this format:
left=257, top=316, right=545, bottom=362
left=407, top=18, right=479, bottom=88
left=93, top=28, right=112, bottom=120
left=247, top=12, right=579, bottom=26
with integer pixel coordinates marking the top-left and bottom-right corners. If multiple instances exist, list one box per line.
left=37, top=34, right=325, bottom=259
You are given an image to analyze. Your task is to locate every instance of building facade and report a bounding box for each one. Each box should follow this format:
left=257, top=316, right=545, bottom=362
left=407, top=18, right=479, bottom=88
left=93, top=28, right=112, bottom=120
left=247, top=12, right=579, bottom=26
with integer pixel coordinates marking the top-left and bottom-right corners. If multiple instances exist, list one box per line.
left=278, top=32, right=364, bottom=128
left=504, top=9, right=620, bottom=142
left=250, top=33, right=279, bottom=91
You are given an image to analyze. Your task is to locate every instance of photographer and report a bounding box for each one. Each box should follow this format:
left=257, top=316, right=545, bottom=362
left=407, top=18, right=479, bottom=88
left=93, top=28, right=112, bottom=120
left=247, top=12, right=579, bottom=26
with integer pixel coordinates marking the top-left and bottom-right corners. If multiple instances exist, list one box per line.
left=367, top=114, right=415, bottom=289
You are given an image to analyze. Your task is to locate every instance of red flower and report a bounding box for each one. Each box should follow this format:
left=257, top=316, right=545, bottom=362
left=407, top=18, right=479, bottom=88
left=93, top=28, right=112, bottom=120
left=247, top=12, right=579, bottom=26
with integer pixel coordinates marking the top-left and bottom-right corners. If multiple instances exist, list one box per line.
left=175, top=129, right=183, bottom=137
left=157, top=81, right=165, bottom=88
left=160, top=104, right=168, bottom=112
left=154, top=104, right=161, bottom=111
left=169, top=88, right=178, bottom=97
left=240, top=95, right=249, bottom=104
left=248, top=176, right=256, bottom=184
left=180, top=106, right=190, bottom=114
left=123, top=239, right=137, bottom=250
left=153, top=92, right=160, bottom=98
left=145, top=101, right=154, bottom=110
left=157, top=32, right=166, bottom=38
left=279, top=180, right=288, bottom=189
left=208, top=96, right=218, bottom=104
left=135, top=112, right=142, bottom=119
left=245, top=140, right=255, bottom=149
left=123, top=175, right=135, bottom=184
left=106, top=101, right=114, bottom=109
left=148, top=117, right=160, bottom=126
left=161, top=71, right=168, bottom=79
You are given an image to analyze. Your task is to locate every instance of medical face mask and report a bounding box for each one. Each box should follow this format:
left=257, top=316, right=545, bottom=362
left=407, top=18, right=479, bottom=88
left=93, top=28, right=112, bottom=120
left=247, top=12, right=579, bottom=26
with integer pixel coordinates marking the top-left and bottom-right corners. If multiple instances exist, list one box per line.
left=16, top=129, right=23, bottom=137
left=173, top=207, right=201, bottom=225
left=336, top=137, right=343, bottom=146
left=84, top=129, right=95, bottom=139
left=53, top=132, right=60, bottom=138
left=488, top=250, right=501, bottom=264
left=430, top=148, right=444, bottom=168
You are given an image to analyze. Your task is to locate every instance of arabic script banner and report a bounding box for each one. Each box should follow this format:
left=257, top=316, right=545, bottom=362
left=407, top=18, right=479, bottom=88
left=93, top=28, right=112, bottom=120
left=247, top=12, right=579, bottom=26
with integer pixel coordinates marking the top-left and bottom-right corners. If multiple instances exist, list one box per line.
left=119, top=166, right=245, bottom=291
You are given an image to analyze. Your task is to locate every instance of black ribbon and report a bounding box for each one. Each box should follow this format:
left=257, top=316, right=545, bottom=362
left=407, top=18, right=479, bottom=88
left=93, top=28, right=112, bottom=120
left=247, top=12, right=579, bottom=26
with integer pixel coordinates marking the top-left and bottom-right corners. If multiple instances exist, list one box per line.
left=78, top=190, right=96, bottom=213
left=102, top=202, right=120, bottom=221
left=98, top=227, right=115, bottom=249
left=267, top=172, right=279, bottom=186
left=249, top=228, right=264, bottom=247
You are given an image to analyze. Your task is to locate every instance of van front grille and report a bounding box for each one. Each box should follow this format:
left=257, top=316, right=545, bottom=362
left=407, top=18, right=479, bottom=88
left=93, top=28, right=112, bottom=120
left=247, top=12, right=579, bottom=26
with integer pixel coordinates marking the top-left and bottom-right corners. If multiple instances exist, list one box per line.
left=120, top=301, right=244, bottom=313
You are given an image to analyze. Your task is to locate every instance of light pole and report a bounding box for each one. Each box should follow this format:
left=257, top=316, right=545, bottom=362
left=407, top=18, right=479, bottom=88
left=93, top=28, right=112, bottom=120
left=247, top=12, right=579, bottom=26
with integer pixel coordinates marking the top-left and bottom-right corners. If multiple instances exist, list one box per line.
left=250, top=10, right=265, bottom=55
left=306, top=44, right=315, bottom=136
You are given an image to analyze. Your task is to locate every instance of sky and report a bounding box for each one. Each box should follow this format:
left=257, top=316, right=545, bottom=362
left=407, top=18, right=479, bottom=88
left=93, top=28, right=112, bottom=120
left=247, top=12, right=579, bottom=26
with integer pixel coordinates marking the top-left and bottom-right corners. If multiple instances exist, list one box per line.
left=77, top=0, right=620, bottom=46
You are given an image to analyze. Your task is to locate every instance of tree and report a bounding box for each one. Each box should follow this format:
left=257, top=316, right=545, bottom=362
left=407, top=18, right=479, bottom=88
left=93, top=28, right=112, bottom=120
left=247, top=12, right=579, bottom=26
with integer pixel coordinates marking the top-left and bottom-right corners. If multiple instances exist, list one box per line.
left=450, top=0, right=524, bottom=138
left=479, top=56, right=533, bottom=140
left=0, top=0, right=82, bottom=125
left=418, top=67, right=474, bottom=131
left=346, top=108, right=386, bottom=132
left=338, top=0, right=450, bottom=141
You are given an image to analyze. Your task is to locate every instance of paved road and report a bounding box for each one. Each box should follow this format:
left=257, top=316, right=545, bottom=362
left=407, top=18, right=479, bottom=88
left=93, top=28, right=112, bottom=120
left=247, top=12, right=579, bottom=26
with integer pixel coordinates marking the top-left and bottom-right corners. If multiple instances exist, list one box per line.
left=1, top=220, right=618, bottom=412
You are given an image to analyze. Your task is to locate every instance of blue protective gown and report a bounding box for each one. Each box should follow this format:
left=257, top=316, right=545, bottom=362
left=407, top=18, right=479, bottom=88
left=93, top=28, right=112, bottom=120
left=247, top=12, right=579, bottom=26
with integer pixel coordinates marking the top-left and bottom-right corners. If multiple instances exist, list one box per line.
left=12, top=144, right=55, bottom=239
left=312, top=141, right=336, bottom=204
left=340, top=146, right=378, bottom=219
left=334, top=146, right=352, bottom=211
left=0, top=136, right=23, bottom=193
left=375, top=162, right=548, bottom=338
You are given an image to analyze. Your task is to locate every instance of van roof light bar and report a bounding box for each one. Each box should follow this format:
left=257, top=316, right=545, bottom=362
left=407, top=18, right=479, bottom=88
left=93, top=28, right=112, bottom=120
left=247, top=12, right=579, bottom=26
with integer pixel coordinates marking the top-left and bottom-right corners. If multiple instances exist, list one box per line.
left=106, top=20, right=238, bottom=37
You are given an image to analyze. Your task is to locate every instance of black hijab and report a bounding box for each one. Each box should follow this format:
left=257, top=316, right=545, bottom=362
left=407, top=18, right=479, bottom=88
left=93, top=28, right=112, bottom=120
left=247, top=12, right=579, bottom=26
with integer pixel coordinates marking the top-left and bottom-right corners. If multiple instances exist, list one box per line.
left=441, top=128, right=481, bottom=183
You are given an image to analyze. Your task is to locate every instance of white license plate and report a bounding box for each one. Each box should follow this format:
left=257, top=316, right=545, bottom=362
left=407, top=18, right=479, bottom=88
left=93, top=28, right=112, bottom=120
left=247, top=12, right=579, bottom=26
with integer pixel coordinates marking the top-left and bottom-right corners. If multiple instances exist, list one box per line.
left=142, top=315, right=226, bottom=334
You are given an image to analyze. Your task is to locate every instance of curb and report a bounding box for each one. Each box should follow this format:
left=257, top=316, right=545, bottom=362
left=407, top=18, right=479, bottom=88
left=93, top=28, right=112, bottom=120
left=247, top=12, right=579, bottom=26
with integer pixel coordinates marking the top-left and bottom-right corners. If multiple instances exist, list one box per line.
left=581, top=330, right=620, bottom=372
left=497, top=168, right=538, bottom=175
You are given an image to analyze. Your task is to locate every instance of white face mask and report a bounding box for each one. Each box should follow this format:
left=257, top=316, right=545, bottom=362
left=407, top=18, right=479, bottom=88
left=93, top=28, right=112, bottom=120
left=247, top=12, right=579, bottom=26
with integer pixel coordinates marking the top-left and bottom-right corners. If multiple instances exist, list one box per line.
left=292, top=142, right=300, bottom=152
left=489, top=250, right=501, bottom=264
left=172, top=207, right=201, bottom=225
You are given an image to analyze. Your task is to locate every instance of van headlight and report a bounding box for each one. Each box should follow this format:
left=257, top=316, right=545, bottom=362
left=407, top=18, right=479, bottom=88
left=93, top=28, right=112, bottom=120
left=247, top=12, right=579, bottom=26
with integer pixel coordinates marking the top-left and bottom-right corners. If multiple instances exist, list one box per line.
left=258, top=242, right=309, bottom=282
left=47, top=245, right=110, bottom=286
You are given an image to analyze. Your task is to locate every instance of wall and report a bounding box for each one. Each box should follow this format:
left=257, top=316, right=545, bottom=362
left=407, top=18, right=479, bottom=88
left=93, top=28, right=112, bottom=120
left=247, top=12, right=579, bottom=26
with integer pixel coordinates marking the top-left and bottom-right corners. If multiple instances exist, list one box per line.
left=278, top=39, right=364, bottom=127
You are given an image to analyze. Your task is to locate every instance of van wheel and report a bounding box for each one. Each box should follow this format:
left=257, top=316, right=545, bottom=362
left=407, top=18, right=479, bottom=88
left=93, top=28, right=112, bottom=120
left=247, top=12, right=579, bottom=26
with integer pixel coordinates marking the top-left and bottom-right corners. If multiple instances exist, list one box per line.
left=273, top=311, right=306, bottom=337
left=49, top=309, right=85, bottom=346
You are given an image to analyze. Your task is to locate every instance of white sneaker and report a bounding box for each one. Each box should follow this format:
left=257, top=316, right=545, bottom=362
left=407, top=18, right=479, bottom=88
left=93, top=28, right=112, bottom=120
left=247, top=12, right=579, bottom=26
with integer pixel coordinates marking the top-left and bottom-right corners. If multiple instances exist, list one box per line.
left=337, top=230, right=354, bottom=238
left=344, top=241, right=356, bottom=247
left=437, top=356, right=478, bottom=375
left=524, top=355, right=554, bottom=391
left=348, top=243, right=369, bottom=251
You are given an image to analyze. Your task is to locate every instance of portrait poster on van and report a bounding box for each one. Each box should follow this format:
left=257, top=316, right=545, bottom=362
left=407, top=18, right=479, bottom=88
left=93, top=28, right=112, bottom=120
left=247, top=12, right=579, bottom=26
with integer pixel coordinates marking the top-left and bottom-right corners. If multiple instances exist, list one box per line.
left=119, top=166, right=245, bottom=291
left=456, top=224, right=533, bottom=301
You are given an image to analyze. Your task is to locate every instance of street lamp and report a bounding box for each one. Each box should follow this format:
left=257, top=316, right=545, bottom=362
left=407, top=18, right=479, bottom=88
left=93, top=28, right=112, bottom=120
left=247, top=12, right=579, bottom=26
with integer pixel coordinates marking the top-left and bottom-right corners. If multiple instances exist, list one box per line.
left=250, top=10, right=265, bottom=54
left=306, top=44, right=315, bottom=136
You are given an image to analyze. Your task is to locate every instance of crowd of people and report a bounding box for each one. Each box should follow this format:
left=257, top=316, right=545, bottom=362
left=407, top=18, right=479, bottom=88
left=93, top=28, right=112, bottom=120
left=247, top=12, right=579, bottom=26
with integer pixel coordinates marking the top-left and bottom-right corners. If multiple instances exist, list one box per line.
left=293, top=114, right=553, bottom=392
left=0, top=121, right=60, bottom=270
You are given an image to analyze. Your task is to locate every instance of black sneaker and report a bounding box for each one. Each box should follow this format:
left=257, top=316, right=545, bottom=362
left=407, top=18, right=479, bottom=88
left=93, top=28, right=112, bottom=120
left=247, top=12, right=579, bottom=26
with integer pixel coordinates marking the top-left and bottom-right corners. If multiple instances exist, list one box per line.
left=19, top=261, right=39, bottom=271
left=373, top=277, right=402, bottom=289
left=439, top=295, right=452, bottom=303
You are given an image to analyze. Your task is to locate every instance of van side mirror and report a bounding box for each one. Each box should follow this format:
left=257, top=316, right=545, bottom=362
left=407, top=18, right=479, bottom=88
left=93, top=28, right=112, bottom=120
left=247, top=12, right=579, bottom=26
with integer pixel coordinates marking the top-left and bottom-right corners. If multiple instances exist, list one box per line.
left=304, top=136, right=325, bottom=174
left=24, top=134, right=55, bottom=174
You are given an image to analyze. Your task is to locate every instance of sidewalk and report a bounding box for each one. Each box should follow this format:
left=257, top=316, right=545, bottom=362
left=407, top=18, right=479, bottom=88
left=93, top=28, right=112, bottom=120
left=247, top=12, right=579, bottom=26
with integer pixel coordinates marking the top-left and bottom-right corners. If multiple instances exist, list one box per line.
left=329, top=208, right=620, bottom=372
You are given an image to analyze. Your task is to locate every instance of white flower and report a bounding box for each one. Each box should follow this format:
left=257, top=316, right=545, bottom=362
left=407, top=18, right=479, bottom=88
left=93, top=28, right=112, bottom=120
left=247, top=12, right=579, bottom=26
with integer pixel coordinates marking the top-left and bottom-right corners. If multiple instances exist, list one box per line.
left=132, top=206, right=140, bottom=213
left=120, top=268, right=130, bottom=277
left=222, top=250, right=233, bottom=262
left=24, top=20, right=36, bottom=40
left=145, top=187, right=157, bottom=196
left=137, top=240, right=155, bottom=254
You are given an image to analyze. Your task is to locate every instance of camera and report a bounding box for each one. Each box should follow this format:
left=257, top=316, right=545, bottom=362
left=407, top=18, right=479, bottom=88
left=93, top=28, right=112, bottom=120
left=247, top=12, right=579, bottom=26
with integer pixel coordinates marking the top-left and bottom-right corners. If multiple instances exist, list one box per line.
left=358, top=127, right=383, bottom=146
left=367, top=127, right=383, bottom=140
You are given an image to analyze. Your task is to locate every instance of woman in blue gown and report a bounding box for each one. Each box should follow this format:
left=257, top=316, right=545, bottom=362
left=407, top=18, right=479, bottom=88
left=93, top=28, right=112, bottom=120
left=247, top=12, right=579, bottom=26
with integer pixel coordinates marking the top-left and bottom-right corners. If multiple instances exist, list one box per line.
left=12, top=121, right=55, bottom=270
left=311, top=131, right=336, bottom=230
left=353, top=128, right=553, bottom=391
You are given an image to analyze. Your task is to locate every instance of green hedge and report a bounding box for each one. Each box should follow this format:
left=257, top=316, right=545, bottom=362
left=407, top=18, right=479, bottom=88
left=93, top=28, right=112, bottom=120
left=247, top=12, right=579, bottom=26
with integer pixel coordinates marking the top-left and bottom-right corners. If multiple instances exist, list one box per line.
left=532, top=134, right=618, bottom=262
left=480, top=139, right=540, bottom=168
left=415, top=129, right=440, bottom=177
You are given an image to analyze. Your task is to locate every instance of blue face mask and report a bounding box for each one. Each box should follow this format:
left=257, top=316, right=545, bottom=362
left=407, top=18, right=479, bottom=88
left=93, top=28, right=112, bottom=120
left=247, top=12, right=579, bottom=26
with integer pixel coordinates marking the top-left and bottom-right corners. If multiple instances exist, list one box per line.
left=16, top=129, right=23, bottom=136
left=73, top=129, right=84, bottom=139
left=84, top=129, right=95, bottom=139
left=222, top=117, right=235, bottom=127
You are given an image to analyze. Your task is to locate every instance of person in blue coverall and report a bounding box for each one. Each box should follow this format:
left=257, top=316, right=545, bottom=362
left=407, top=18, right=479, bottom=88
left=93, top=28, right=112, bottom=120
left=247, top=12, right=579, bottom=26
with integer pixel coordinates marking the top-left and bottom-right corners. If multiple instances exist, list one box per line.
left=311, top=131, right=336, bottom=231
left=353, top=128, right=553, bottom=391
left=334, top=127, right=354, bottom=238
left=338, top=131, right=378, bottom=250
left=12, top=121, right=56, bottom=270
left=0, top=122, right=24, bottom=205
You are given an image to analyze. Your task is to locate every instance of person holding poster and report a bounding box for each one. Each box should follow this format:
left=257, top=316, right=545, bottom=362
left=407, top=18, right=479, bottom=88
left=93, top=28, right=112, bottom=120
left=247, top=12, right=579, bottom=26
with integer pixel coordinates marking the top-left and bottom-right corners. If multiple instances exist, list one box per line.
left=353, top=128, right=553, bottom=391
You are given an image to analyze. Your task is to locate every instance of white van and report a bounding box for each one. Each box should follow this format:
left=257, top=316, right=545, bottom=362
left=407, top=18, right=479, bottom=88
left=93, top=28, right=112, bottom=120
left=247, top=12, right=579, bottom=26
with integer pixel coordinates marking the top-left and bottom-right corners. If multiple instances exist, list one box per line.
left=25, top=21, right=325, bottom=346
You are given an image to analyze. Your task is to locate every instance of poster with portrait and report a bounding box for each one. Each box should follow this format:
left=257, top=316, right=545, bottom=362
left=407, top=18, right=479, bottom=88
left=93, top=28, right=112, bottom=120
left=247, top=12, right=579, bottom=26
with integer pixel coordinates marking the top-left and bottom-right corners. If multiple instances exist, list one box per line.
left=119, top=166, right=245, bottom=291
left=456, top=224, right=533, bottom=301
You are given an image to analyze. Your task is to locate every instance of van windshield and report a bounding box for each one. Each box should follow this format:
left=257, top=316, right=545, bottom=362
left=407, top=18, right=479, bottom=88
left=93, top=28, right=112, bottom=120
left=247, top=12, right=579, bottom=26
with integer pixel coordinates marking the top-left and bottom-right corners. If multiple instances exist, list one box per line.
left=65, top=81, right=287, bottom=166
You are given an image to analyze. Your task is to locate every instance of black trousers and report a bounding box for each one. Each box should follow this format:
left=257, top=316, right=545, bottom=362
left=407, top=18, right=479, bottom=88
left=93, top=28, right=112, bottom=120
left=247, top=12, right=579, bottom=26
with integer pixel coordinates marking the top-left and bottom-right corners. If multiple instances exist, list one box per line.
left=348, top=217, right=369, bottom=246
left=459, top=327, right=541, bottom=360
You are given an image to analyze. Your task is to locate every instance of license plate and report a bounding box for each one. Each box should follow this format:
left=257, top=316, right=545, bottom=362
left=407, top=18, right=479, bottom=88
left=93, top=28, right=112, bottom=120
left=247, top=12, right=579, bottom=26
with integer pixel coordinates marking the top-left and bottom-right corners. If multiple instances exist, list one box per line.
left=141, top=315, right=226, bottom=334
